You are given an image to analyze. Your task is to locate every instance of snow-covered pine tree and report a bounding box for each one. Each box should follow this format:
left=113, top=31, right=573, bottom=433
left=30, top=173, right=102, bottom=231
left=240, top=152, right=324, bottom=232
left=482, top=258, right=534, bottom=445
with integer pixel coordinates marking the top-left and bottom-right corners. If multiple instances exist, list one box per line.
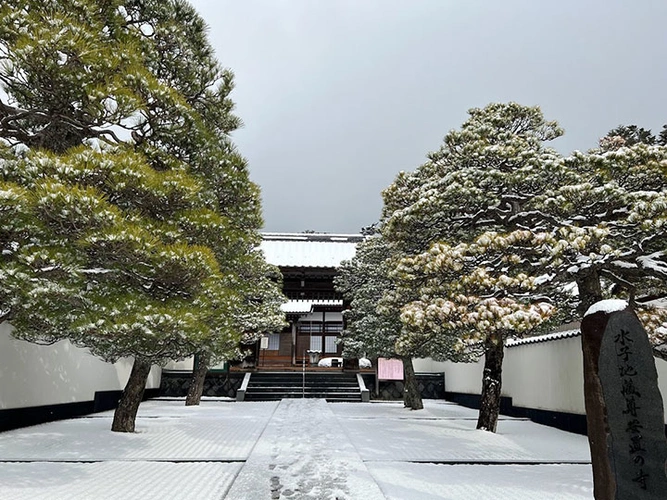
left=335, top=230, right=396, bottom=360
left=534, top=141, right=667, bottom=357
left=334, top=227, right=427, bottom=410
left=602, top=124, right=657, bottom=148
left=381, top=103, right=573, bottom=430
left=599, top=123, right=667, bottom=149
left=659, top=125, right=667, bottom=147
left=382, top=102, right=572, bottom=250
left=185, top=252, right=286, bottom=406
left=394, top=230, right=561, bottom=431
left=0, top=0, right=283, bottom=431
left=125, top=0, right=286, bottom=407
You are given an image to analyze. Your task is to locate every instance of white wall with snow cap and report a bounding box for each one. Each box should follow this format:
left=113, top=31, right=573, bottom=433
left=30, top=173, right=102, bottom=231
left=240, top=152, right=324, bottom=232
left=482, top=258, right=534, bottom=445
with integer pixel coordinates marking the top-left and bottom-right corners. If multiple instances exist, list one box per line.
left=659, top=361, right=667, bottom=424
left=416, top=332, right=667, bottom=423
left=163, top=358, right=195, bottom=371
left=0, top=323, right=160, bottom=410
left=413, top=357, right=486, bottom=394
left=504, top=335, right=585, bottom=414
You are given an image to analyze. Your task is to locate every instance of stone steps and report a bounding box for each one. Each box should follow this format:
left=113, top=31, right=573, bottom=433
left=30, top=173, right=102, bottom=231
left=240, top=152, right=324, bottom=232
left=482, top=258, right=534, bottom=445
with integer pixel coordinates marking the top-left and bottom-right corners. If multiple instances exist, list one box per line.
left=244, top=372, right=362, bottom=402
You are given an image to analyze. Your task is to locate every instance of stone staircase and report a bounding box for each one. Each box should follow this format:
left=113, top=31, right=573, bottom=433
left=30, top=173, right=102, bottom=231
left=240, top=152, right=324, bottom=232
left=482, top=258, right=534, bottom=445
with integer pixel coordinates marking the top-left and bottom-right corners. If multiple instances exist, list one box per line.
left=242, top=372, right=363, bottom=402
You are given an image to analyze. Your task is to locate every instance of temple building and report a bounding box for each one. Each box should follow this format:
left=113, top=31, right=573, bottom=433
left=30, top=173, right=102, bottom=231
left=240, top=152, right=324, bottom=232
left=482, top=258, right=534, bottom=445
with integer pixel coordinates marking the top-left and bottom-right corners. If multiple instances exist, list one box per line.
left=253, top=232, right=363, bottom=368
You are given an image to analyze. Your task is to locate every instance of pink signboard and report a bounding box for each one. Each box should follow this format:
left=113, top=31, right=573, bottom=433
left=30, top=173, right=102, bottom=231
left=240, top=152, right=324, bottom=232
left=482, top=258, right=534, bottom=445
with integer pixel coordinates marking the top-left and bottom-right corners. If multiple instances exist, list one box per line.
left=377, top=358, right=404, bottom=380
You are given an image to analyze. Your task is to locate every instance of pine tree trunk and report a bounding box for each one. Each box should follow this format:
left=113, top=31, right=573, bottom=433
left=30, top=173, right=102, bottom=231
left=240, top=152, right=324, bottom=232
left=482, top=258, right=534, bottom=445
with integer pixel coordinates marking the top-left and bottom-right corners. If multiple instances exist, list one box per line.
left=576, top=269, right=603, bottom=317
left=185, top=351, right=210, bottom=406
left=401, top=356, right=423, bottom=410
left=476, top=333, right=504, bottom=432
left=111, top=358, right=152, bottom=433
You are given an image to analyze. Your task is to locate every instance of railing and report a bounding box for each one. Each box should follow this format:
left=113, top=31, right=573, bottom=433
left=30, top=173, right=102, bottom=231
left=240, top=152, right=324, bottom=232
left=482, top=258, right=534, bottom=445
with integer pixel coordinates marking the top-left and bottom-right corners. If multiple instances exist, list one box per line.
left=357, top=373, right=370, bottom=402
left=236, top=372, right=252, bottom=402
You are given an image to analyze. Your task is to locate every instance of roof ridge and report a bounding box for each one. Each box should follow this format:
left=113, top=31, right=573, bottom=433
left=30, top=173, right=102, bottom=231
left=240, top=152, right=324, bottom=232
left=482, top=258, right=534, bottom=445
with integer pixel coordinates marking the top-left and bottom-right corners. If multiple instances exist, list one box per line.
left=506, top=329, right=581, bottom=347
left=262, top=232, right=364, bottom=242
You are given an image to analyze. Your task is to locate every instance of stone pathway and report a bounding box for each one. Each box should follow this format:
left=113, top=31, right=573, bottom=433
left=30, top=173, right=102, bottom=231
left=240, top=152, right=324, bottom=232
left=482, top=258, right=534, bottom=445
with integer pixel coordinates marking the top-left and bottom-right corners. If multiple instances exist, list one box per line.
left=226, top=399, right=386, bottom=500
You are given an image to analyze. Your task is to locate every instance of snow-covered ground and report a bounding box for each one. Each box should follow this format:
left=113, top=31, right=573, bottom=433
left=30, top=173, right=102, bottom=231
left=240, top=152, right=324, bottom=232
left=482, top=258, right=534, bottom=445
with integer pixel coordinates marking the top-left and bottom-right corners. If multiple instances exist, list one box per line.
left=0, top=398, right=593, bottom=499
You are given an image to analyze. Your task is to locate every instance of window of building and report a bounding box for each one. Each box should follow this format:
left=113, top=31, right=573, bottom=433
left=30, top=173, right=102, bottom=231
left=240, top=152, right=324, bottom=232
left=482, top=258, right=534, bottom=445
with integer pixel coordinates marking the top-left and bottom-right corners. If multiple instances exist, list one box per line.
left=267, top=333, right=280, bottom=351
left=324, top=323, right=343, bottom=334
left=324, top=336, right=338, bottom=353
left=310, top=336, right=322, bottom=351
left=299, top=322, right=322, bottom=334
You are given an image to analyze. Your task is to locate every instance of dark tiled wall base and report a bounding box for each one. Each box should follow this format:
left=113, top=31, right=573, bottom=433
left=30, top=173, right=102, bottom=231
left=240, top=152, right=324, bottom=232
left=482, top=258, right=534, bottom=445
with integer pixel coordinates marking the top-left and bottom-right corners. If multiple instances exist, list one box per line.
left=0, top=388, right=160, bottom=433
left=360, top=373, right=446, bottom=400
left=446, top=391, right=667, bottom=437
left=445, top=391, right=589, bottom=435
left=160, top=372, right=446, bottom=401
left=159, top=371, right=245, bottom=398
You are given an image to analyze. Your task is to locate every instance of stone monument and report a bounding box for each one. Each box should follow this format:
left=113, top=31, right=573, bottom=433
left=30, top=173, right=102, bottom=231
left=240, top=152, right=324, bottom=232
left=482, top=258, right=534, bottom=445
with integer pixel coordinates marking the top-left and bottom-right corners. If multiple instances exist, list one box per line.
left=581, top=300, right=667, bottom=499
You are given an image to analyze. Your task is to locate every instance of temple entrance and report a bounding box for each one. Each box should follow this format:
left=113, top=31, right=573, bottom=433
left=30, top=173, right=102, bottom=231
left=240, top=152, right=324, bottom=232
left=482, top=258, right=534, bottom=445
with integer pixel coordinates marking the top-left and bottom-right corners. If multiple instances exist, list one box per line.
left=236, top=233, right=364, bottom=370
left=252, top=301, right=345, bottom=369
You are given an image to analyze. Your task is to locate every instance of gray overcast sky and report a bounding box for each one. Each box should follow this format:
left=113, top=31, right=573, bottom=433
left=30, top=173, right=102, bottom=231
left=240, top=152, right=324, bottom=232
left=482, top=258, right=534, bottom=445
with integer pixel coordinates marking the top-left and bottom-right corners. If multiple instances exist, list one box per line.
left=189, top=0, right=667, bottom=234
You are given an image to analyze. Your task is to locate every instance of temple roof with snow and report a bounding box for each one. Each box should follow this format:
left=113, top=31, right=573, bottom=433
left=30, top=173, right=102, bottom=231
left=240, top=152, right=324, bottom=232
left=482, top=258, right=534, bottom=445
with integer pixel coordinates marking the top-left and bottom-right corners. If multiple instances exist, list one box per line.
left=260, top=232, right=363, bottom=269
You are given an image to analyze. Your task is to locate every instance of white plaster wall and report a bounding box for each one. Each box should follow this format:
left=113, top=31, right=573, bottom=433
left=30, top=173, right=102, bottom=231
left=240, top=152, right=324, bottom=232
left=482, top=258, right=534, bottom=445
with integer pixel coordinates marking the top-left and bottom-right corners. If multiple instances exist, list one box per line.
left=0, top=323, right=160, bottom=410
left=163, top=358, right=195, bottom=371
left=503, top=337, right=585, bottom=414
left=411, top=358, right=442, bottom=372
left=165, top=358, right=226, bottom=371
left=419, top=336, right=667, bottom=424
left=655, top=357, right=667, bottom=424
left=414, top=357, right=486, bottom=395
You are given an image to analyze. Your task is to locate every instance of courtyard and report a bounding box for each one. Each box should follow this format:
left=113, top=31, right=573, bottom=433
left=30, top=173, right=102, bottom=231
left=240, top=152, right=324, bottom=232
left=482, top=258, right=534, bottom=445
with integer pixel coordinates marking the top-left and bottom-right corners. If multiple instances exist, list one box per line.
left=0, top=398, right=593, bottom=499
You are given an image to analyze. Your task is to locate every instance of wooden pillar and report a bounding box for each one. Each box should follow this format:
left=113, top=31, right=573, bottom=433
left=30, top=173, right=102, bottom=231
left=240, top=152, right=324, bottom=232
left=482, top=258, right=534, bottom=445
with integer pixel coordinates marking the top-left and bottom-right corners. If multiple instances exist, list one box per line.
left=322, top=309, right=326, bottom=356
left=291, top=321, right=297, bottom=366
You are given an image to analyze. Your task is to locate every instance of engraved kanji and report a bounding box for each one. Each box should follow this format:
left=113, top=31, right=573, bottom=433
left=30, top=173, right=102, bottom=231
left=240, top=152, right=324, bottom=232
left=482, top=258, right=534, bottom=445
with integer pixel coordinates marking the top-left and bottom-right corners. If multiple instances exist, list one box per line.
left=621, top=378, right=641, bottom=399
left=629, top=434, right=646, bottom=454
left=626, top=419, right=643, bottom=434
left=614, top=329, right=633, bottom=346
